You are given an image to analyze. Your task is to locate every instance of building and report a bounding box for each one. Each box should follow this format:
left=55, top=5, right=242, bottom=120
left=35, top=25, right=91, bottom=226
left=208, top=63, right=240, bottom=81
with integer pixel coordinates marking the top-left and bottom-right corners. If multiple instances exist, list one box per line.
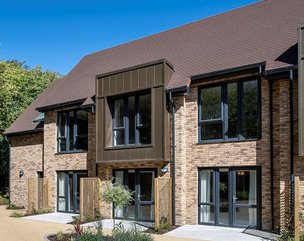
left=4, top=0, right=304, bottom=232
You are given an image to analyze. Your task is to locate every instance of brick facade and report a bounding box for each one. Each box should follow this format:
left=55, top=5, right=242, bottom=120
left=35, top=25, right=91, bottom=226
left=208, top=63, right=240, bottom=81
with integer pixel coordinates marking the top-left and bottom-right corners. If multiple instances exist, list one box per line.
left=10, top=133, right=43, bottom=208
left=8, top=74, right=303, bottom=232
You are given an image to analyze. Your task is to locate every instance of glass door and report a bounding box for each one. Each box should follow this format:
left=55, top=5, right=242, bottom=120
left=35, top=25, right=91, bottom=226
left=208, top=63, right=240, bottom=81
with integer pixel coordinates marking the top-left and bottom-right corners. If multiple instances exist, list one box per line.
left=232, top=169, right=258, bottom=228
left=198, top=167, right=260, bottom=228
left=113, top=169, right=156, bottom=222
left=137, top=170, right=155, bottom=221
left=57, top=171, right=87, bottom=213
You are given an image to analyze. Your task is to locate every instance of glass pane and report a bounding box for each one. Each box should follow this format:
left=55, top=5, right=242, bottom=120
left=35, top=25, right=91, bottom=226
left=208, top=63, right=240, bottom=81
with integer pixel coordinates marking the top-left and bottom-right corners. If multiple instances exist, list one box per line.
left=200, top=170, right=213, bottom=203
left=114, top=99, right=124, bottom=128
left=201, top=122, right=223, bottom=140
left=58, top=138, right=66, bottom=152
left=114, top=171, right=124, bottom=218
left=68, top=174, right=73, bottom=212
left=77, top=110, right=88, bottom=136
left=201, top=86, right=221, bottom=120
left=128, top=96, right=135, bottom=144
left=138, top=94, right=151, bottom=144
left=125, top=171, right=136, bottom=220
left=139, top=204, right=154, bottom=221
left=69, top=112, right=75, bottom=150
left=227, top=83, right=238, bottom=138
left=199, top=205, right=215, bottom=223
left=139, top=171, right=154, bottom=202
left=236, top=170, right=257, bottom=205
left=235, top=207, right=257, bottom=227
left=242, top=117, right=259, bottom=138
left=219, top=170, right=229, bottom=225
left=58, top=198, right=66, bottom=211
left=243, top=80, right=258, bottom=117
left=58, top=173, right=65, bottom=196
left=114, top=129, right=125, bottom=145
left=58, top=113, right=66, bottom=137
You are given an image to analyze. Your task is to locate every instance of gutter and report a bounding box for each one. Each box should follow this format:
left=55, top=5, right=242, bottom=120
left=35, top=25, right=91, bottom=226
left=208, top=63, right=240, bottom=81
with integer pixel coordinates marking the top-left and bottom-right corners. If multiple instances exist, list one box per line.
left=4, top=135, right=11, bottom=207
left=289, top=69, right=295, bottom=228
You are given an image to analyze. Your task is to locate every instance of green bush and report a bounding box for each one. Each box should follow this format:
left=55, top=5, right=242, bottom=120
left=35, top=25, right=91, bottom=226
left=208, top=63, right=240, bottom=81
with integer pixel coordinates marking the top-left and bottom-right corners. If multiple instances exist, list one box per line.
left=10, top=211, right=25, bottom=218
left=155, top=217, right=170, bottom=233
left=113, top=223, right=153, bottom=241
left=0, top=195, right=8, bottom=205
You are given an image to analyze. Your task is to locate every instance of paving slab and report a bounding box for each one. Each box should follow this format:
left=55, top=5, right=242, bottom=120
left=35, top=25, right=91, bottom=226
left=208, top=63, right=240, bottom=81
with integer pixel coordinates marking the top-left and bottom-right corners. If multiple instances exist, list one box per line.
left=22, top=212, right=78, bottom=224
left=164, top=225, right=270, bottom=241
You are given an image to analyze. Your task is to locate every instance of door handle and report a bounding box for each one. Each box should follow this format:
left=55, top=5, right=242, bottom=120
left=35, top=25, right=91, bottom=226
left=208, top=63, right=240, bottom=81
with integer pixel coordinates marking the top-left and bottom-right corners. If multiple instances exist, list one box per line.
left=233, top=195, right=238, bottom=203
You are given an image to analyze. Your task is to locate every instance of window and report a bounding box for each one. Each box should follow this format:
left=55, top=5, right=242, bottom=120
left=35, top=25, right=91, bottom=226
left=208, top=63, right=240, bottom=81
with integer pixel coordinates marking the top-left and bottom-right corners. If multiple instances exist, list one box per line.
left=112, top=93, right=151, bottom=146
left=198, top=79, right=260, bottom=142
left=57, top=110, right=88, bottom=152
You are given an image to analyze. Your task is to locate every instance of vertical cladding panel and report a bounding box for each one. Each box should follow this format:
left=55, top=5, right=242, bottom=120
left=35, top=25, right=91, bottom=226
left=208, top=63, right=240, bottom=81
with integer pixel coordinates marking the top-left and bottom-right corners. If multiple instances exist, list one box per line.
left=116, top=73, right=124, bottom=93
left=130, top=149, right=139, bottom=160
left=116, top=149, right=124, bottom=161
left=131, top=69, right=139, bottom=90
left=139, top=67, right=147, bottom=89
left=299, top=26, right=304, bottom=156
left=124, top=71, right=131, bottom=92
left=105, top=99, right=112, bottom=147
left=154, top=63, right=163, bottom=85
left=154, top=87, right=163, bottom=159
left=138, top=148, right=147, bottom=160
left=146, top=66, right=155, bottom=87
left=110, top=75, right=117, bottom=95
left=103, top=77, right=110, bottom=97
left=96, top=98, right=104, bottom=162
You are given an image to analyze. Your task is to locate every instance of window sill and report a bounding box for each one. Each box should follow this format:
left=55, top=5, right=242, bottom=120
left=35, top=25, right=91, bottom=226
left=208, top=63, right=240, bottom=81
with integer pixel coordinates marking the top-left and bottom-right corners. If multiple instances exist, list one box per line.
left=104, top=144, right=153, bottom=151
left=55, top=150, right=87, bottom=155
left=197, top=138, right=260, bottom=145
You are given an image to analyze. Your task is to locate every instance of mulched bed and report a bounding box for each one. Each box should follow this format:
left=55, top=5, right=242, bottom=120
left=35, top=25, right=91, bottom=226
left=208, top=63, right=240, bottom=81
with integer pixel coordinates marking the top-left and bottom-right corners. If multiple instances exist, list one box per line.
left=145, top=225, right=180, bottom=235
left=48, top=233, right=114, bottom=241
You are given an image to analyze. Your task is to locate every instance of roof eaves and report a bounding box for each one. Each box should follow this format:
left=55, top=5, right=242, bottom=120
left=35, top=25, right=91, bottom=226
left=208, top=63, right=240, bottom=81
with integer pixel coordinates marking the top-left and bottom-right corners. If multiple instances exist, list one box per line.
left=36, top=99, right=86, bottom=112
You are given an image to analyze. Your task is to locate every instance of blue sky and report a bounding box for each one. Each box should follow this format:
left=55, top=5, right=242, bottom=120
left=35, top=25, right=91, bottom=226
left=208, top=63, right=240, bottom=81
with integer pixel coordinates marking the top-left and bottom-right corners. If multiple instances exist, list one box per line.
left=0, top=0, right=259, bottom=75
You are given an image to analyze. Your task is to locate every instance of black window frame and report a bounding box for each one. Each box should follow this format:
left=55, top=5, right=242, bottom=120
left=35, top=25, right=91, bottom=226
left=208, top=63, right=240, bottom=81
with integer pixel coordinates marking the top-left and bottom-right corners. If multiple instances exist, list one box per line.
left=198, top=78, right=261, bottom=143
left=112, top=91, right=151, bottom=147
left=57, top=109, right=88, bottom=153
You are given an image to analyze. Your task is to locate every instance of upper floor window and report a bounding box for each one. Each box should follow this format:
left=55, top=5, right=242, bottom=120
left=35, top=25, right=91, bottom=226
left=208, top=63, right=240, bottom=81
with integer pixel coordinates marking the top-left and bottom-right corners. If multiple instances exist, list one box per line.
left=57, top=110, right=88, bottom=152
left=198, top=79, right=260, bottom=142
left=112, top=92, right=151, bottom=146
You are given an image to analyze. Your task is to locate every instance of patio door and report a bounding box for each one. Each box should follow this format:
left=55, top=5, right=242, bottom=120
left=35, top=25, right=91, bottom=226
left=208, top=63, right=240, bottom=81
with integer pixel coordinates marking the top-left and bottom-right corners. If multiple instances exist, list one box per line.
left=57, top=171, right=87, bottom=213
left=113, top=169, right=155, bottom=222
left=198, top=167, right=260, bottom=228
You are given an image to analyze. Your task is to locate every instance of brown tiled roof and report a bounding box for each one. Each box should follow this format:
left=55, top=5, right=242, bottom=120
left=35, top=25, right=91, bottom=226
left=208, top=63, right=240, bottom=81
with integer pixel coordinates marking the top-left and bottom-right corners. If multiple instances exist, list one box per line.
left=5, top=0, right=304, bottom=135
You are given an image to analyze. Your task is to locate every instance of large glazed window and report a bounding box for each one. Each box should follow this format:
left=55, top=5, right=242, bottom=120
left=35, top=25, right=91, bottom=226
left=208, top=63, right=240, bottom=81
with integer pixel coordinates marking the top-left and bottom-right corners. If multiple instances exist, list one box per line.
left=112, top=92, right=151, bottom=146
left=57, top=110, right=88, bottom=152
left=198, top=79, right=260, bottom=142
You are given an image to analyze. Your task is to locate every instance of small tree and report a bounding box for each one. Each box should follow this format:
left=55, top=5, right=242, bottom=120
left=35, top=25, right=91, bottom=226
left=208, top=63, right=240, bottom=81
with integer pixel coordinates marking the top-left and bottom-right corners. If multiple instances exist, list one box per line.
left=102, top=183, right=133, bottom=229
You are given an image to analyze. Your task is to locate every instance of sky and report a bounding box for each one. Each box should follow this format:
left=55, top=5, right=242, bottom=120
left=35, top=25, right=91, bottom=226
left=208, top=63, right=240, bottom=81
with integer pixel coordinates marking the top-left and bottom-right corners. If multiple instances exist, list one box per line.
left=0, top=0, right=259, bottom=75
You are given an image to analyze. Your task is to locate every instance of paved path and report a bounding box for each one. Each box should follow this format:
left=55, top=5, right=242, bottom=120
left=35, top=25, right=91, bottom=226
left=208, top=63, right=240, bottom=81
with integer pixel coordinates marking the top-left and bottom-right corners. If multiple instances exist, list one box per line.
left=0, top=205, right=70, bottom=241
left=165, top=225, right=269, bottom=241
left=0, top=205, right=198, bottom=241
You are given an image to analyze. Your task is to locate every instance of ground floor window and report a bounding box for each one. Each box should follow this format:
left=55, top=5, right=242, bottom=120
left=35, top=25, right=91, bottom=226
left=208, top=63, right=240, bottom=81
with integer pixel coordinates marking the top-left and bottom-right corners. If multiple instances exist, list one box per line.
left=198, top=167, right=261, bottom=228
left=57, top=171, right=87, bottom=213
left=113, top=168, right=156, bottom=222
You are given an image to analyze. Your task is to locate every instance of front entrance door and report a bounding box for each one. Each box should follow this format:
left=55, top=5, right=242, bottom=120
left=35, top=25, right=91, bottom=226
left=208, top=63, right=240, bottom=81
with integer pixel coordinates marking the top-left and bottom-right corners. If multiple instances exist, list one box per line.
left=198, top=167, right=260, bottom=228
left=57, top=171, right=87, bottom=213
left=113, top=169, right=156, bottom=222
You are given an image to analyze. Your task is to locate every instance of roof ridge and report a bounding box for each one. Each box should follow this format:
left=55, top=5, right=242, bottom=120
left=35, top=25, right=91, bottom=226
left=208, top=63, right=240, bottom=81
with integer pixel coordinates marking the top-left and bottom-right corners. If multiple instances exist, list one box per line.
left=82, top=0, right=264, bottom=59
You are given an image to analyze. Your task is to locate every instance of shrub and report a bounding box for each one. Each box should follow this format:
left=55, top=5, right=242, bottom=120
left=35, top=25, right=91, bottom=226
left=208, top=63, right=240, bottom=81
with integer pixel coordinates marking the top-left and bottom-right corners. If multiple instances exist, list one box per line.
left=102, top=183, right=133, bottom=229
left=10, top=211, right=25, bottom=218
left=0, top=195, right=9, bottom=205
left=155, top=217, right=170, bottom=233
left=113, top=223, right=153, bottom=241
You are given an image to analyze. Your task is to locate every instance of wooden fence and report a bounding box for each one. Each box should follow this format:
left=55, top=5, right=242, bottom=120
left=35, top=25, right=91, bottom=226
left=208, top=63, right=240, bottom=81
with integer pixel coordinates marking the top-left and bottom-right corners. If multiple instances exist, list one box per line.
left=154, top=177, right=172, bottom=227
left=28, top=178, right=48, bottom=213
left=80, top=177, right=101, bottom=222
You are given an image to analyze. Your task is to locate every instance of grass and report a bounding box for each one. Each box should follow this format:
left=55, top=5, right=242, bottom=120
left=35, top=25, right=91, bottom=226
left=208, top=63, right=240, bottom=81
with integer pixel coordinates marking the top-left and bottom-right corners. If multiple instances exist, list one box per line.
left=10, top=211, right=25, bottom=218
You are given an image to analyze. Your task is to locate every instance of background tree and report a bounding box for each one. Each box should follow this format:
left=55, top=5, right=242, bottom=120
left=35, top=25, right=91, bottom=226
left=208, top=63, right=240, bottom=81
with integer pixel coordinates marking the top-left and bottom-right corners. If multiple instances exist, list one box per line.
left=0, top=60, right=60, bottom=191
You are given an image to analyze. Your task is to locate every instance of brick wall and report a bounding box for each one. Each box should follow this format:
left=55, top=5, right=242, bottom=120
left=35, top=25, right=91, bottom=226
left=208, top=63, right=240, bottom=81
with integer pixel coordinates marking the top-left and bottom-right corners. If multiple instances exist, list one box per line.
left=43, top=110, right=95, bottom=210
left=10, top=133, right=43, bottom=208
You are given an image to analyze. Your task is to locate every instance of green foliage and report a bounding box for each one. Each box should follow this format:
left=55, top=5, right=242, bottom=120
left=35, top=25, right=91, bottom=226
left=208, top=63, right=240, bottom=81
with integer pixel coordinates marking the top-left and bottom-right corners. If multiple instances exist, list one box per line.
left=0, top=194, right=8, bottom=205
left=112, top=223, right=153, bottom=241
left=102, top=183, right=133, bottom=230
left=9, top=211, right=25, bottom=218
left=55, top=231, right=65, bottom=240
left=154, top=217, right=170, bottom=233
left=102, top=184, right=133, bottom=208
left=0, top=60, right=60, bottom=189
left=6, top=203, right=25, bottom=209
